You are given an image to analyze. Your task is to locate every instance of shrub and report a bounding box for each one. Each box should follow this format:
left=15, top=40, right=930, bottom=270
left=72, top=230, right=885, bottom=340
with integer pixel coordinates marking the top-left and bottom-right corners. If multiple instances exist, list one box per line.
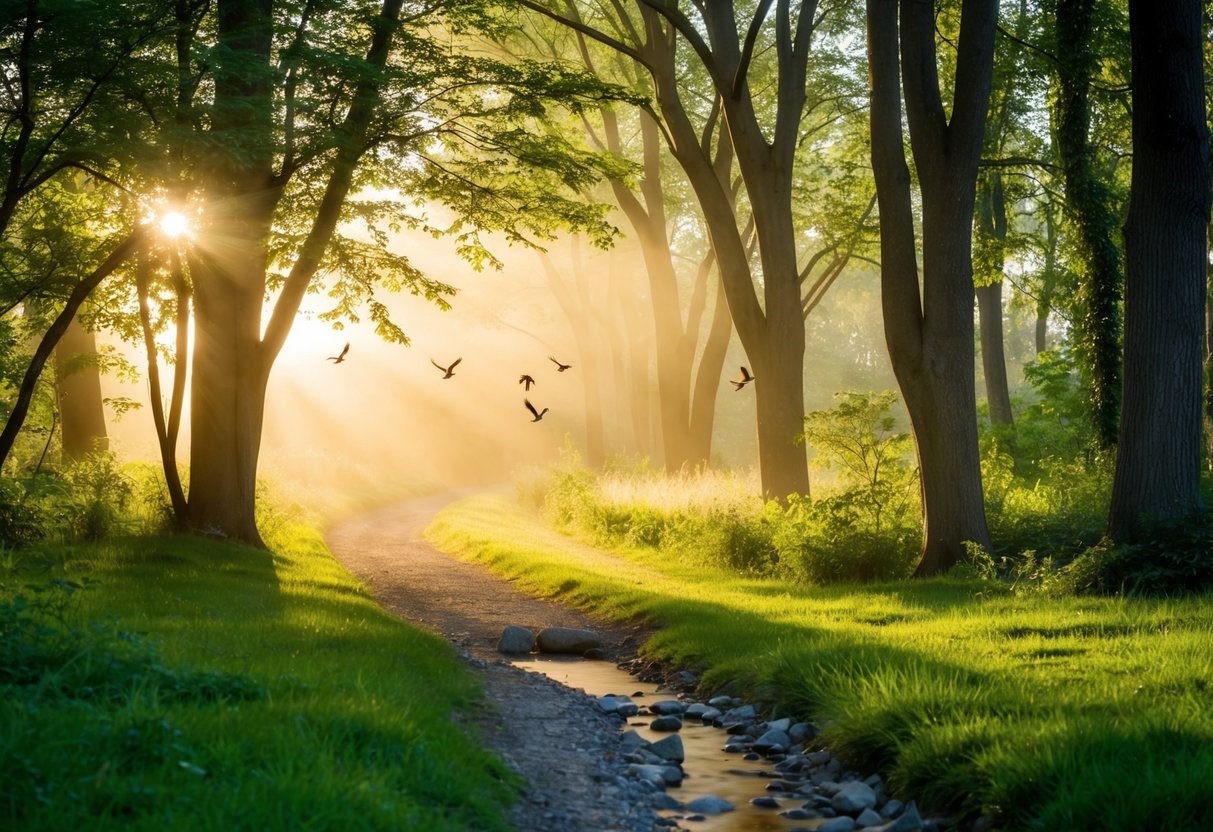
left=55, top=452, right=134, bottom=541
left=0, top=478, right=45, bottom=544
left=1063, top=512, right=1213, bottom=596
left=773, top=493, right=917, bottom=584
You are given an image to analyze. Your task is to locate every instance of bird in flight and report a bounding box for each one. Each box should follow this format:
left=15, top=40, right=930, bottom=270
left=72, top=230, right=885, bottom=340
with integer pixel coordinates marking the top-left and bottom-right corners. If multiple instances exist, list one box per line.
left=731, top=366, right=754, bottom=391
left=519, top=374, right=536, bottom=390
left=549, top=356, right=571, bottom=372
left=431, top=357, right=462, bottom=378
left=524, top=399, right=549, bottom=422
left=327, top=343, right=350, bottom=364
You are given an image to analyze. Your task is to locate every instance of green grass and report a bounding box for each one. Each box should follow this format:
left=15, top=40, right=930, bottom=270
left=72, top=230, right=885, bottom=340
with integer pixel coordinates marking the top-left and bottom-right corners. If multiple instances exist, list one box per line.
left=1, top=525, right=516, bottom=831
left=428, top=494, right=1213, bottom=830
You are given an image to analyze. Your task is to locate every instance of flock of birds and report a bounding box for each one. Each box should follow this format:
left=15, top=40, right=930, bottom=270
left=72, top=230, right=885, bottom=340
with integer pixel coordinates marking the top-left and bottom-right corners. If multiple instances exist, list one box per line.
left=326, top=343, right=583, bottom=422
left=327, top=341, right=755, bottom=422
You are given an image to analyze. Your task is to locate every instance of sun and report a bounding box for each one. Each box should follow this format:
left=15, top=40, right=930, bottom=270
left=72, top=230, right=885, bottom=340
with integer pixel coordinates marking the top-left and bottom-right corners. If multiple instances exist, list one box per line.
left=158, top=210, right=192, bottom=239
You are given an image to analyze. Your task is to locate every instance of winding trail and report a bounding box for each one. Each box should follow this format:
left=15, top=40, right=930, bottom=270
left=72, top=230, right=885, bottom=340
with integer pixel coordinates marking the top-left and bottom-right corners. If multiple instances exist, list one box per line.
left=325, top=491, right=665, bottom=832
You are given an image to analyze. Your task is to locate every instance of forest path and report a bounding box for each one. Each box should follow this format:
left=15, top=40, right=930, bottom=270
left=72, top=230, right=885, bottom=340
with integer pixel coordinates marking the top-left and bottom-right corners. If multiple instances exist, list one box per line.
left=325, top=491, right=665, bottom=832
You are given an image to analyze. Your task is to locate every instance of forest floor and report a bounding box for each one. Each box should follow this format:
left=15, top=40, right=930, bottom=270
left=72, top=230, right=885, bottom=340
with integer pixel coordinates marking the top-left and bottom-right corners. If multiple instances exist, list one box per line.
left=325, top=492, right=664, bottom=832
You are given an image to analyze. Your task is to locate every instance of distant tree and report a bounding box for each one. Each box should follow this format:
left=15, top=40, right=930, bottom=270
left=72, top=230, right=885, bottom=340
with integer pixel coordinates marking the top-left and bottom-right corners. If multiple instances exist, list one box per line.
left=1051, top=0, right=1128, bottom=449
left=1107, top=0, right=1208, bottom=538
left=866, top=0, right=998, bottom=575
left=518, top=0, right=873, bottom=501
left=54, top=315, right=108, bottom=459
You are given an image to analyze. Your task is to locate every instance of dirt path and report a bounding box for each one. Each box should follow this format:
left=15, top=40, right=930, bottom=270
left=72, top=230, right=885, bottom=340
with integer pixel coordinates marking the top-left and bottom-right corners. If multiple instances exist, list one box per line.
left=325, top=492, right=667, bottom=832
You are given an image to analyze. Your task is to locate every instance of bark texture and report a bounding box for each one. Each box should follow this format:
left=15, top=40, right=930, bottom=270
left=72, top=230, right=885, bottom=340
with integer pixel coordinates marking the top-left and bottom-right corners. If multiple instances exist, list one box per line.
left=866, top=0, right=996, bottom=575
left=1108, top=0, right=1208, bottom=539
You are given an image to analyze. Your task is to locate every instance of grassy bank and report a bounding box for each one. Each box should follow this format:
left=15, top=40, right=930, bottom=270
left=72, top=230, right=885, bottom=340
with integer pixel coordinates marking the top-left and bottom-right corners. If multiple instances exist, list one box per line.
left=1, top=525, right=515, bottom=831
left=428, top=493, right=1213, bottom=830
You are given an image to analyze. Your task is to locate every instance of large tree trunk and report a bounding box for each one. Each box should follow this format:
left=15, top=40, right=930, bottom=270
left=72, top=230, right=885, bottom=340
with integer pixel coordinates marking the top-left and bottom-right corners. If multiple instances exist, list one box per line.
left=1054, top=0, right=1123, bottom=448
left=867, top=0, right=997, bottom=576
left=55, top=315, right=109, bottom=459
left=1107, top=0, right=1208, bottom=539
left=187, top=236, right=270, bottom=544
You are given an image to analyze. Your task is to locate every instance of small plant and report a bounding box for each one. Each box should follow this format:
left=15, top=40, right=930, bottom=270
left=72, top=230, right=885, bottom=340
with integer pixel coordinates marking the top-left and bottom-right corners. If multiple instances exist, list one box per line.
left=0, top=477, right=45, bottom=544
left=58, top=452, right=134, bottom=541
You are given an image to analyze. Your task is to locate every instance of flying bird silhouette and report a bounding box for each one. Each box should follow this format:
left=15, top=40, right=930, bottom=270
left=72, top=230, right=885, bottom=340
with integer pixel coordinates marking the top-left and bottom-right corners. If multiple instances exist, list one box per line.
left=549, top=356, right=571, bottom=372
left=327, top=342, right=350, bottom=364
left=731, top=366, right=754, bottom=391
left=524, top=398, right=549, bottom=422
left=431, top=357, right=462, bottom=379
left=519, top=374, right=536, bottom=390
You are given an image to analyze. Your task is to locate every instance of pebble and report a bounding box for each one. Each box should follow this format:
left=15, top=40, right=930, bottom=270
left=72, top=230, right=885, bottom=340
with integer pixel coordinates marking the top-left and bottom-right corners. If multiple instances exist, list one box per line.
left=649, top=715, right=683, bottom=732
left=685, top=795, right=734, bottom=814
left=833, top=780, right=878, bottom=814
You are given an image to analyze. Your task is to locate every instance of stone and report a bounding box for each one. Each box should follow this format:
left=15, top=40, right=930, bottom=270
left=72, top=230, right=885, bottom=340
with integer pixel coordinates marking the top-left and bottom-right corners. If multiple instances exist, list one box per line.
left=880, top=799, right=904, bottom=819
left=677, top=670, right=698, bottom=685
left=649, top=699, right=686, bottom=715
left=649, top=734, right=685, bottom=763
left=780, top=807, right=819, bottom=820
left=753, top=728, right=791, bottom=753
left=856, top=807, right=883, bottom=827
left=627, top=763, right=683, bottom=787
left=535, top=627, right=602, bottom=654
left=807, top=751, right=833, bottom=765
left=722, top=704, right=757, bottom=722
left=697, top=707, right=723, bottom=722
left=615, top=702, right=640, bottom=718
left=819, top=817, right=856, bottom=832
left=864, top=801, right=924, bottom=832
left=789, top=722, right=813, bottom=741
left=684, top=703, right=710, bottom=718
left=832, top=780, right=878, bottom=814
left=583, top=647, right=608, bottom=660
left=597, top=695, right=632, bottom=714
left=750, top=796, right=781, bottom=809
left=685, top=795, right=734, bottom=814
left=707, top=695, right=735, bottom=708
left=766, top=717, right=792, bottom=732
left=650, top=715, right=683, bottom=732
left=497, top=625, right=534, bottom=654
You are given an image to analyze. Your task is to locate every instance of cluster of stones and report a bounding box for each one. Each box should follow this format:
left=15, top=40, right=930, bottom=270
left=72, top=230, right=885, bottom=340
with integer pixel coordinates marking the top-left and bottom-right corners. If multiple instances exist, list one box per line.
left=597, top=691, right=933, bottom=832
left=498, top=624, right=607, bottom=657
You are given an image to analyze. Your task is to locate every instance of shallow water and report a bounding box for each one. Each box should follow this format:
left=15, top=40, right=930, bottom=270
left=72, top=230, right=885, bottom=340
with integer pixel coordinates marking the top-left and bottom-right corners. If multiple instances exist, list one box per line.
left=514, top=656, right=830, bottom=831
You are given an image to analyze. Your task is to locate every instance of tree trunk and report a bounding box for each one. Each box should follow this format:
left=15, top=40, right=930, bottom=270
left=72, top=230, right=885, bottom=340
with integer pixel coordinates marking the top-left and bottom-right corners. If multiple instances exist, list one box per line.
left=1108, top=0, right=1208, bottom=539
left=976, top=174, right=1013, bottom=426
left=187, top=236, right=269, bottom=544
left=867, top=0, right=997, bottom=575
left=1054, top=0, right=1123, bottom=449
left=0, top=230, right=143, bottom=471
left=977, top=281, right=1014, bottom=425
left=54, top=315, right=109, bottom=459
left=686, top=271, right=732, bottom=466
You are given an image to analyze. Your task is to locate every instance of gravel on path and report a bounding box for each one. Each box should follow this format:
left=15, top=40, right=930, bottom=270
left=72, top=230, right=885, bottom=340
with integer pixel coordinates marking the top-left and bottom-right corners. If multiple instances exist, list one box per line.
left=326, top=492, right=666, bottom=832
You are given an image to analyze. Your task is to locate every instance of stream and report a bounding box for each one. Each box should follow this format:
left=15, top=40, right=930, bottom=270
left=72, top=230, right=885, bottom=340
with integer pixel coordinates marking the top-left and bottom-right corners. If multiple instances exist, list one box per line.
left=514, top=655, right=834, bottom=831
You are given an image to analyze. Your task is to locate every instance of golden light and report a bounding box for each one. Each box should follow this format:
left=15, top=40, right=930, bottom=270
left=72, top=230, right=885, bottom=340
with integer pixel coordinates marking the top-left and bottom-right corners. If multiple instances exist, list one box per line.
left=158, top=210, right=192, bottom=239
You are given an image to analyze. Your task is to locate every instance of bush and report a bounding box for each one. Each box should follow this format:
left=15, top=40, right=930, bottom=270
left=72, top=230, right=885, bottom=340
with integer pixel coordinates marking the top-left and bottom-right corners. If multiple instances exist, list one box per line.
left=57, top=452, right=135, bottom=541
left=773, top=493, right=917, bottom=583
left=1063, top=512, right=1213, bottom=596
left=0, top=478, right=45, bottom=544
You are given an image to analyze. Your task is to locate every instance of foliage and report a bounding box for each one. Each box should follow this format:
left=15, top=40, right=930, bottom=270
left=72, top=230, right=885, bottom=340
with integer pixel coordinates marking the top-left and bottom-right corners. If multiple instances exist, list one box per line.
left=0, top=477, right=45, bottom=545
left=1064, top=512, right=1213, bottom=596
left=55, top=452, right=134, bottom=541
